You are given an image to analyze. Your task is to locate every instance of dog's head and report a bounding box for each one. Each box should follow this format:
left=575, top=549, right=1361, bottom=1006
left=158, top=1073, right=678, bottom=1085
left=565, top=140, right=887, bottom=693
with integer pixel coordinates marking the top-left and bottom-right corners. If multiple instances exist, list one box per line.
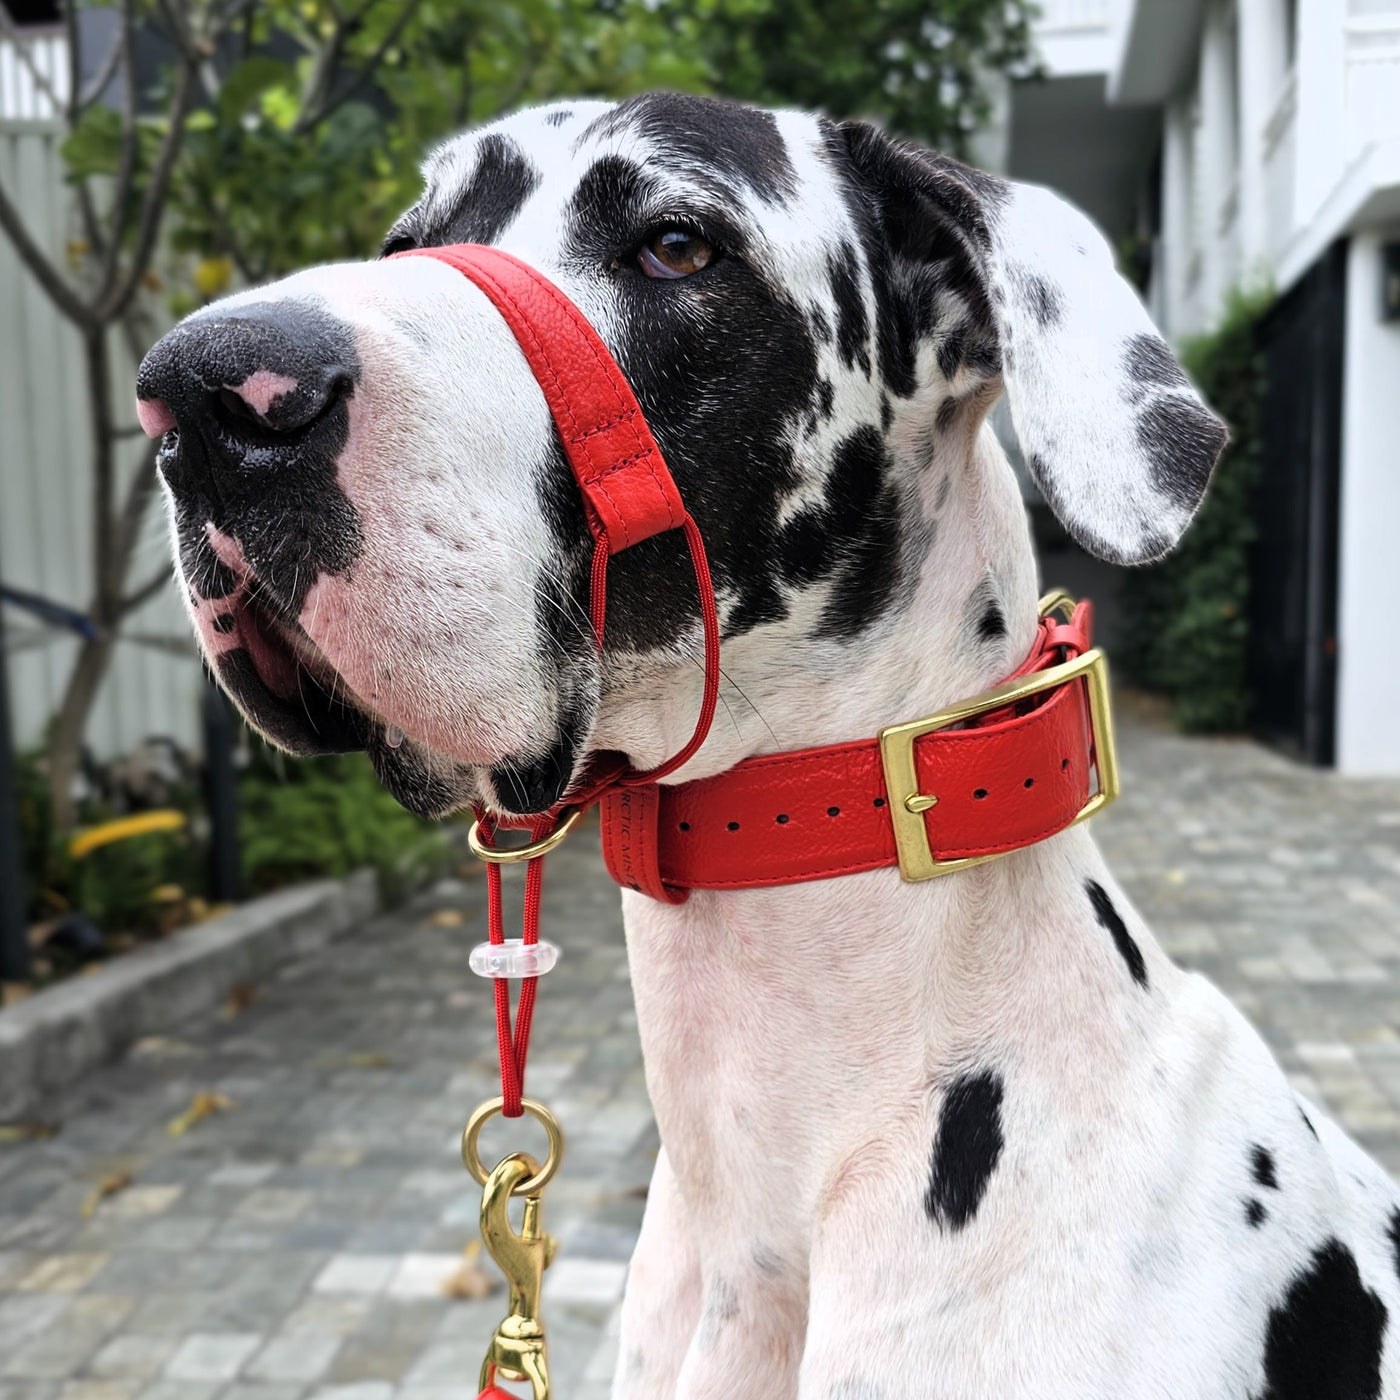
left=137, top=94, right=1225, bottom=820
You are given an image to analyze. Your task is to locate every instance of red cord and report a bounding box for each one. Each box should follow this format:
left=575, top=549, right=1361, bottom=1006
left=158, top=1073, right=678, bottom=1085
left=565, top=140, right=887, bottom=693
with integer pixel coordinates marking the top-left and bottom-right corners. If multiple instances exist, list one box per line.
left=481, top=516, right=722, bottom=1117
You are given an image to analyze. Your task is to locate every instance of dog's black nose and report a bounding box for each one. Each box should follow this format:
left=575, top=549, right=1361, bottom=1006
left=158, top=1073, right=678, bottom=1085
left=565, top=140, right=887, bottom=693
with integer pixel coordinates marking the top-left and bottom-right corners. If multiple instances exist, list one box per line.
left=136, top=301, right=360, bottom=466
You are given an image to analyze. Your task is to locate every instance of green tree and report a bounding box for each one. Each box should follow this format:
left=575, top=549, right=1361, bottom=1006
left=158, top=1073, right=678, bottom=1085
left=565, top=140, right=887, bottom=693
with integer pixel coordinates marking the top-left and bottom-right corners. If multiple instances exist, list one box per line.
left=681, top=0, right=1038, bottom=153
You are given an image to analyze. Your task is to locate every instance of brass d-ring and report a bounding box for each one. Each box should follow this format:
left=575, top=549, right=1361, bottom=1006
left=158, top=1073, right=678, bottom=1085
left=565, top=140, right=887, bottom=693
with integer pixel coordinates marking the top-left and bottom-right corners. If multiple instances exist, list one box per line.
left=467, top=809, right=584, bottom=865
left=461, top=1097, right=565, bottom=1194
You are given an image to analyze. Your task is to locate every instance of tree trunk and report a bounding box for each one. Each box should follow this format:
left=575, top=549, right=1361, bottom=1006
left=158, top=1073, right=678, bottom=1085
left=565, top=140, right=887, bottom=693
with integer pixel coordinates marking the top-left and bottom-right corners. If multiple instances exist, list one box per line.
left=45, top=631, right=116, bottom=835
left=47, top=327, right=121, bottom=835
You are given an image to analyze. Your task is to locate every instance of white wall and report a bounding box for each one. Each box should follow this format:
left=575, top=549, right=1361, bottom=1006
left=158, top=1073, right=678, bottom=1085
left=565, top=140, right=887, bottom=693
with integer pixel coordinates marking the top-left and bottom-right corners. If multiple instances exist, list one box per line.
left=1336, top=231, right=1400, bottom=775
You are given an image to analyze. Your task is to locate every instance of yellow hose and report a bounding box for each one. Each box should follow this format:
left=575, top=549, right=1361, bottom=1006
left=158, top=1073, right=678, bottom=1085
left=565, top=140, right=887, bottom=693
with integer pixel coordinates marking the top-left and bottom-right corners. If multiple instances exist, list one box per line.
left=68, top=810, right=187, bottom=861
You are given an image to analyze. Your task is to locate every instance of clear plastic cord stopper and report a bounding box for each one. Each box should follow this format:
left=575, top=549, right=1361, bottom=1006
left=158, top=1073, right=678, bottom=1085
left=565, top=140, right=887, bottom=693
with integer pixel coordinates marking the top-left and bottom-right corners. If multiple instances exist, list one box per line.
left=469, top=939, right=560, bottom=980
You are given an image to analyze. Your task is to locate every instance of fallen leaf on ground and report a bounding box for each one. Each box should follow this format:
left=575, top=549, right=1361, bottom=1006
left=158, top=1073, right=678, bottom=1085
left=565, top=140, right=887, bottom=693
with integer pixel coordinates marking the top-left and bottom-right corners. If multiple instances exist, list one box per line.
left=442, top=1240, right=500, bottom=1300
left=219, top=982, right=258, bottom=1019
left=1, top=982, right=32, bottom=1006
left=168, top=1091, right=235, bottom=1136
left=346, top=1052, right=393, bottom=1068
left=81, top=1172, right=132, bottom=1217
left=0, top=1120, right=58, bottom=1143
left=130, top=1036, right=199, bottom=1061
left=427, top=908, right=467, bottom=928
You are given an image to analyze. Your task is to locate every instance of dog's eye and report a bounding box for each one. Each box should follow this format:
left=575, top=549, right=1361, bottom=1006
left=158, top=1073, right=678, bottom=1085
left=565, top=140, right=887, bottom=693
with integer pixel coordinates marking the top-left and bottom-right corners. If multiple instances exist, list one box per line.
left=638, top=229, right=714, bottom=279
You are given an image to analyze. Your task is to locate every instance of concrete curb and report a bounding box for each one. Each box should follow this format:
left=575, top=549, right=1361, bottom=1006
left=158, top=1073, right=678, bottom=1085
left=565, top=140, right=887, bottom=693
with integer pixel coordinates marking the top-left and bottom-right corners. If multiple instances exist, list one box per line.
left=0, top=869, right=378, bottom=1120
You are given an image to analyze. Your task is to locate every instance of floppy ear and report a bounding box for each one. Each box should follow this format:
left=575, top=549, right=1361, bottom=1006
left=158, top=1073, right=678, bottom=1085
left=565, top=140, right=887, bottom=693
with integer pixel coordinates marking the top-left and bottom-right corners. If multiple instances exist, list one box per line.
left=838, top=123, right=1228, bottom=566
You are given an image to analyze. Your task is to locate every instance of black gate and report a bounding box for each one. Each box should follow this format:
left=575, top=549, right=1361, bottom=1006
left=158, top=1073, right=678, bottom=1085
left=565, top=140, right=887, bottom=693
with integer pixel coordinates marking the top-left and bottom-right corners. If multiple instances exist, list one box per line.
left=1248, top=239, right=1346, bottom=765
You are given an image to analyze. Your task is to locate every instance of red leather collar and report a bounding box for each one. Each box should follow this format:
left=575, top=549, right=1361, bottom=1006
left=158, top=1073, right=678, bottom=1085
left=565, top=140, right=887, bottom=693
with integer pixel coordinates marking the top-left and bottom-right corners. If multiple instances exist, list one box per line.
left=599, top=600, right=1109, bottom=901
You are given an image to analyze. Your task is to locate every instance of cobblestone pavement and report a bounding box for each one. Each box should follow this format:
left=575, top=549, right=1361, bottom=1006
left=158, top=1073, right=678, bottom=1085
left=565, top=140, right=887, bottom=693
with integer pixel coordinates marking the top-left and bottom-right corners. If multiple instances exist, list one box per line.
left=3, top=703, right=1400, bottom=1400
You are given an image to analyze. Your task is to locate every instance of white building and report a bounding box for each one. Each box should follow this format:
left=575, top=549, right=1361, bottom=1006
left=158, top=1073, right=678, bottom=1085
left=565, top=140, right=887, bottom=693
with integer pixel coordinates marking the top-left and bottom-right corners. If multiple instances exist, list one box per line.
left=1003, top=0, right=1400, bottom=776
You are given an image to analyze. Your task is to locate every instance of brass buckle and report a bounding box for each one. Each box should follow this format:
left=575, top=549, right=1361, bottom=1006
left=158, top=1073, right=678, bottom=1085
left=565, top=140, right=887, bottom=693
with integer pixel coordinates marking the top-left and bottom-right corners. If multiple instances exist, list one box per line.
left=467, top=808, right=584, bottom=865
left=878, top=592, right=1119, bottom=882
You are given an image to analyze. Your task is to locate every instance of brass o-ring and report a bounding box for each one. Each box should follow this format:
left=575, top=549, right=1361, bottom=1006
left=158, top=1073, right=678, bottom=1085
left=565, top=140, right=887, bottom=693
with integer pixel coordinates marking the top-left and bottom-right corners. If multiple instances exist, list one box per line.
left=461, top=1097, right=564, bottom=1194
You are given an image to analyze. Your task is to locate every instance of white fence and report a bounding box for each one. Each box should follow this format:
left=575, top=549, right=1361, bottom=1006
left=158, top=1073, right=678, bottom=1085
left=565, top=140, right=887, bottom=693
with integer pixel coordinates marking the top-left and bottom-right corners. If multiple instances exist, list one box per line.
left=0, top=116, right=201, bottom=760
left=0, top=28, right=67, bottom=122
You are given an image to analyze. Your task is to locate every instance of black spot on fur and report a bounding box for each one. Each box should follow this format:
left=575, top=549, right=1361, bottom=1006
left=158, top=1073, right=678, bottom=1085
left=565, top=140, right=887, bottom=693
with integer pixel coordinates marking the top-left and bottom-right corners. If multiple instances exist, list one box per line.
left=582, top=92, right=796, bottom=203
left=490, top=701, right=590, bottom=815
left=832, top=121, right=999, bottom=402
left=828, top=245, right=871, bottom=374
left=1251, top=1144, right=1280, bottom=1191
left=432, top=133, right=541, bottom=246
left=1135, top=396, right=1228, bottom=515
left=1246, top=1198, right=1268, bottom=1228
left=753, top=1245, right=784, bottom=1278
left=926, top=1069, right=1004, bottom=1231
left=1255, top=1240, right=1386, bottom=1400
left=1085, top=879, right=1148, bottom=988
left=935, top=396, right=958, bottom=432
left=975, top=594, right=1005, bottom=641
left=1017, top=270, right=1063, bottom=329
left=544, top=108, right=573, bottom=128
left=777, top=425, right=903, bottom=641
left=1124, top=333, right=1189, bottom=399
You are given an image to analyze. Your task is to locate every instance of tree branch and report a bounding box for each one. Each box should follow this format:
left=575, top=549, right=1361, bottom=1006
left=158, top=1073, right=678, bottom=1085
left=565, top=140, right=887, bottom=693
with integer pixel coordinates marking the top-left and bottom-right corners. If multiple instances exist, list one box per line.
left=121, top=567, right=174, bottom=614
left=0, top=177, right=94, bottom=328
left=297, top=0, right=424, bottom=133
left=96, top=58, right=197, bottom=321
left=96, top=0, right=140, bottom=300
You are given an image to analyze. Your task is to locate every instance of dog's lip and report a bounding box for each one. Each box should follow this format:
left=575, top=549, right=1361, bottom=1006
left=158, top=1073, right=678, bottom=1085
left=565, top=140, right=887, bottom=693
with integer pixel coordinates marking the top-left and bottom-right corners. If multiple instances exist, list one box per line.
left=225, top=583, right=508, bottom=767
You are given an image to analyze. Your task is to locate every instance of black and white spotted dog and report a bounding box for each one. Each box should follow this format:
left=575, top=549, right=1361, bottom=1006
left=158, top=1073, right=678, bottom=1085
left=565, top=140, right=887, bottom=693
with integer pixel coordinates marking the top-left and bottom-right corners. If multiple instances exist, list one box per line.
left=138, top=94, right=1400, bottom=1397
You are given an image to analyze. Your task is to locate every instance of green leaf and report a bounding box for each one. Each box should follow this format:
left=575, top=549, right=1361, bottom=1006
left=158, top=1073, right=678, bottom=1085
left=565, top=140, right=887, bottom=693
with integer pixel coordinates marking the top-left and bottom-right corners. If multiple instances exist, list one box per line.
left=60, top=105, right=123, bottom=181
left=217, top=56, right=295, bottom=123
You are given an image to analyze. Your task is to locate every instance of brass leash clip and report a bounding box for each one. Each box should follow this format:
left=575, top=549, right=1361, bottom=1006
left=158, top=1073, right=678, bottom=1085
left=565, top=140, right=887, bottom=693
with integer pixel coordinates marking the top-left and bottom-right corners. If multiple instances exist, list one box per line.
left=463, top=1099, right=566, bottom=1400
left=478, top=1152, right=555, bottom=1399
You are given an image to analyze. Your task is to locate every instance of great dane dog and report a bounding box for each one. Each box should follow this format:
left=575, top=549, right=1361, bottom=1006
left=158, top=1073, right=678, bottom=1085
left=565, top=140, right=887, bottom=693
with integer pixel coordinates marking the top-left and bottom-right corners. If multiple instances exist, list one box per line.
left=138, top=94, right=1400, bottom=1398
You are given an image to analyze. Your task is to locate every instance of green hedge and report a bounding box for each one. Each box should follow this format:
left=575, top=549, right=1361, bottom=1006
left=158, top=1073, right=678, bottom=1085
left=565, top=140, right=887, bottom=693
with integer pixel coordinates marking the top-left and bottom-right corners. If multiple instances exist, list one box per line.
left=1118, top=289, right=1272, bottom=731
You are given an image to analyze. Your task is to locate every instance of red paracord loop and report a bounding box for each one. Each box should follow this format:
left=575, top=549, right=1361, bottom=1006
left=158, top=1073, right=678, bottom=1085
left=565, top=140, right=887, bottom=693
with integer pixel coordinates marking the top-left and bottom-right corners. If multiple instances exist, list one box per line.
left=475, top=812, right=552, bottom=1118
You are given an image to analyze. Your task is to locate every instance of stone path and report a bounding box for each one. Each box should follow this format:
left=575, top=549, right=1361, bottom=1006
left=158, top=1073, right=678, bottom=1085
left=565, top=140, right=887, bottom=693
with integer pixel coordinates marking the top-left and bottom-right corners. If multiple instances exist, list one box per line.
left=3, top=701, right=1400, bottom=1400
